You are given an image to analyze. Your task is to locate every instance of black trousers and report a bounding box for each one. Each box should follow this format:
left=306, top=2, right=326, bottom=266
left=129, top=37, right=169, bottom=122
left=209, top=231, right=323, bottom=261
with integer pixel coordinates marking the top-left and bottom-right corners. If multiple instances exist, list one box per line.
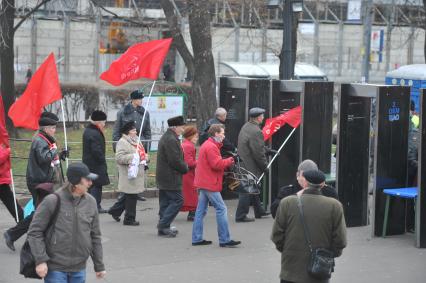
left=158, top=190, right=183, bottom=229
left=89, top=185, right=103, bottom=209
left=109, top=193, right=138, bottom=221
left=0, top=184, right=23, bottom=222
left=235, top=194, right=266, bottom=220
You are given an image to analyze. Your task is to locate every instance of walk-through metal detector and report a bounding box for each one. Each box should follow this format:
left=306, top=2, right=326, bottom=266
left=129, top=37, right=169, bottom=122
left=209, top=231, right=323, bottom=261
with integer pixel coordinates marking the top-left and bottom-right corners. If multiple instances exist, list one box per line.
left=337, top=84, right=410, bottom=231
left=417, top=89, right=426, bottom=248
left=270, top=80, right=333, bottom=201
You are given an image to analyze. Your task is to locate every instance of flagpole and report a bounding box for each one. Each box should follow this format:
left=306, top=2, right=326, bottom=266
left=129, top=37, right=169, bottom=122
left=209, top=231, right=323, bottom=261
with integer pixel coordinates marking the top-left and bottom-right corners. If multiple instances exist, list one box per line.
left=60, top=99, right=69, bottom=168
left=257, top=127, right=297, bottom=185
left=138, top=80, right=156, bottom=144
left=10, top=169, right=19, bottom=223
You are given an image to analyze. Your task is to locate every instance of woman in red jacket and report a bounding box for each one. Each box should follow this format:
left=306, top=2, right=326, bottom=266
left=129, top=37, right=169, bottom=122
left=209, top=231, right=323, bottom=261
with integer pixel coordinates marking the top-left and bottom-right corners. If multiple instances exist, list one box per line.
left=180, top=126, right=199, bottom=221
left=191, top=124, right=241, bottom=248
left=0, top=143, right=23, bottom=222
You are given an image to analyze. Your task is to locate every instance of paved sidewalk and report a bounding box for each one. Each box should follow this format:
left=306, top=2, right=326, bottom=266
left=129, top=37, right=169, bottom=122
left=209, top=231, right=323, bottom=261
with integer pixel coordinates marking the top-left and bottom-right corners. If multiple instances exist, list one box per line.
left=1, top=198, right=425, bottom=283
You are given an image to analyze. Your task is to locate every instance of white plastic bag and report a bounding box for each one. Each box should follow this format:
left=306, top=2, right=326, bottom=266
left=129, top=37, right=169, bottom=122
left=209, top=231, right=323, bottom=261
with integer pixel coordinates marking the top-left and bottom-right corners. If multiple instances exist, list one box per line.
left=128, top=153, right=140, bottom=179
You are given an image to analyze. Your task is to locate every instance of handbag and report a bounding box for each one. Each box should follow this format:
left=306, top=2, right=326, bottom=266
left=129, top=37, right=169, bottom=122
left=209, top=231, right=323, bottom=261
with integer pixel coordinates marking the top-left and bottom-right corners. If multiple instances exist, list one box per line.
left=296, top=195, right=335, bottom=280
left=20, top=193, right=61, bottom=279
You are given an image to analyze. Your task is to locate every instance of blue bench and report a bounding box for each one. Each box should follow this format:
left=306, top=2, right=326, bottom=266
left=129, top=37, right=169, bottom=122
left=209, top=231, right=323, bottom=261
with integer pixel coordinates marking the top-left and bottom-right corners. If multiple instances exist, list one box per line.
left=382, top=187, right=418, bottom=237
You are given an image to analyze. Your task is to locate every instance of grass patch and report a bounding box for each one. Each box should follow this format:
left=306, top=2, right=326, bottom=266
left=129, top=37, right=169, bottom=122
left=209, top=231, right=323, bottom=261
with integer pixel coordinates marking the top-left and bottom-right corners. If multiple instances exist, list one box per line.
left=11, top=126, right=157, bottom=195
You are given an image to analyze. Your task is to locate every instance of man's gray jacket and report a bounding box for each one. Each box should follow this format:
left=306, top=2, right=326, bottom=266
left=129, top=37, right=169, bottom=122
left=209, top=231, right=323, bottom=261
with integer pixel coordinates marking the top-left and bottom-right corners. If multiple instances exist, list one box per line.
left=237, top=121, right=268, bottom=178
left=27, top=183, right=105, bottom=273
left=112, top=102, right=151, bottom=150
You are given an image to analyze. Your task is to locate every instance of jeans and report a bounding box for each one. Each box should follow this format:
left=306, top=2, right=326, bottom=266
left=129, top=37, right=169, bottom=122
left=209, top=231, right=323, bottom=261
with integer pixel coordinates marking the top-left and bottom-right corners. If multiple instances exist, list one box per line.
left=44, top=270, right=86, bottom=283
left=88, top=185, right=103, bottom=210
left=192, top=189, right=231, bottom=244
left=158, top=190, right=183, bottom=229
left=236, top=194, right=266, bottom=220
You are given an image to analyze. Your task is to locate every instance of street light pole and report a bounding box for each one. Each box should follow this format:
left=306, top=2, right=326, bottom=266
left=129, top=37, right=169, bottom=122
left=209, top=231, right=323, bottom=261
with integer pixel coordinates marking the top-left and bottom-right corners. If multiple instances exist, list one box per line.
left=281, top=0, right=294, bottom=80
left=362, top=0, right=373, bottom=82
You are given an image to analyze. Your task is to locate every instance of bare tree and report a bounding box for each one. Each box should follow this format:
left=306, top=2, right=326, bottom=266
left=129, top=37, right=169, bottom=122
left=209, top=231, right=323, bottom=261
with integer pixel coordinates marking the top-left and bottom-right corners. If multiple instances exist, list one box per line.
left=0, top=0, right=52, bottom=135
left=160, top=0, right=217, bottom=127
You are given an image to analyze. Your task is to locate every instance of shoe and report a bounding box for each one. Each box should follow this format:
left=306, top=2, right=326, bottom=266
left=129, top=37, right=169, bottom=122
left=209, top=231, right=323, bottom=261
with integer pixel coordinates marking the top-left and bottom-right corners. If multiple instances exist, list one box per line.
left=187, top=212, right=195, bottom=221
left=158, top=228, right=177, bottom=238
left=255, top=212, right=271, bottom=219
left=123, top=220, right=140, bottom=226
left=98, top=208, right=108, bottom=214
left=170, top=226, right=179, bottom=234
left=192, top=240, right=212, bottom=246
left=137, top=195, right=147, bottom=201
left=108, top=210, right=121, bottom=222
left=3, top=232, right=15, bottom=251
left=219, top=240, right=241, bottom=248
left=236, top=217, right=255, bottom=223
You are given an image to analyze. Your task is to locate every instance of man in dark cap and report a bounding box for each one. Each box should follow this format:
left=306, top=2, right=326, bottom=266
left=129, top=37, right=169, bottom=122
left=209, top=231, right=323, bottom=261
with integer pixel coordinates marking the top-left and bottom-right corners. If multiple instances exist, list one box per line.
left=271, top=169, right=347, bottom=283
left=112, top=89, right=151, bottom=152
left=28, top=163, right=106, bottom=281
left=82, top=110, right=110, bottom=213
left=112, top=89, right=151, bottom=201
left=235, top=107, right=270, bottom=222
left=156, top=115, right=189, bottom=237
left=4, top=112, right=67, bottom=250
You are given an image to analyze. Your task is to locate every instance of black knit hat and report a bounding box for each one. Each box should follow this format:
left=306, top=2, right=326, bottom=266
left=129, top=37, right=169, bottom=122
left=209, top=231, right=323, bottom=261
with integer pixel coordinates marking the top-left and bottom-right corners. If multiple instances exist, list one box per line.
left=302, top=170, right=326, bottom=185
left=120, top=121, right=136, bottom=135
left=167, top=116, right=186, bottom=127
left=67, top=163, right=98, bottom=185
left=130, top=90, right=144, bottom=100
left=39, top=112, right=59, bottom=127
left=91, top=110, right=107, bottom=121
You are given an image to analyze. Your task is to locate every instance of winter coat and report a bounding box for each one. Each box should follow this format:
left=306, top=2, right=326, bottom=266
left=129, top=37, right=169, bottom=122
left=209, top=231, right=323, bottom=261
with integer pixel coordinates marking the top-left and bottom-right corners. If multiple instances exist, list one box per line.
left=181, top=139, right=198, bottom=211
left=199, top=117, right=236, bottom=155
left=271, top=188, right=347, bottom=283
left=194, top=138, right=234, bottom=192
left=115, top=135, right=145, bottom=194
left=112, top=102, right=151, bottom=150
left=0, top=146, right=11, bottom=185
left=26, top=131, right=61, bottom=186
left=237, top=121, right=268, bottom=178
left=82, top=124, right=110, bottom=187
left=156, top=129, right=189, bottom=191
left=27, top=183, right=104, bottom=273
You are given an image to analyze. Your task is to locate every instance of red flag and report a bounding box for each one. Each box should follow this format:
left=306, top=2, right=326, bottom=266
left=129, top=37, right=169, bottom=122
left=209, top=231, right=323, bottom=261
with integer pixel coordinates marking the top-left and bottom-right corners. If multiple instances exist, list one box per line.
left=262, top=106, right=302, bottom=141
left=8, top=53, right=62, bottom=130
left=0, top=95, right=9, bottom=147
left=100, top=38, right=173, bottom=86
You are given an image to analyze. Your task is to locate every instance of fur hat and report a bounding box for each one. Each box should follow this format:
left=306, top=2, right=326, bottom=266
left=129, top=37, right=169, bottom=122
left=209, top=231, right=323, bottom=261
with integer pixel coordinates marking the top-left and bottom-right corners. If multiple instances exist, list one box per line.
left=90, top=110, right=107, bottom=121
left=39, top=112, right=59, bottom=127
left=130, top=90, right=144, bottom=100
left=167, top=116, right=186, bottom=127
left=302, top=170, right=326, bottom=185
left=120, top=121, right=136, bottom=135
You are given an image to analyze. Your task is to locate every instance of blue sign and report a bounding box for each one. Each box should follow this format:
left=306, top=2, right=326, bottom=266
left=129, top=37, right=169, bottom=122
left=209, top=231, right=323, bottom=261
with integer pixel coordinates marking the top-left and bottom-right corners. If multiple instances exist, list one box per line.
left=388, top=101, right=400, bottom=122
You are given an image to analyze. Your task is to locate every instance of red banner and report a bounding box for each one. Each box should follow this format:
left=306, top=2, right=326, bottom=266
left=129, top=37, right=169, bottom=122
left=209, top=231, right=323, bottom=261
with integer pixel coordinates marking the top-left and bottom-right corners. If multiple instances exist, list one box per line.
left=262, top=106, right=302, bottom=141
left=8, top=53, right=62, bottom=130
left=100, top=38, right=173, bottom=86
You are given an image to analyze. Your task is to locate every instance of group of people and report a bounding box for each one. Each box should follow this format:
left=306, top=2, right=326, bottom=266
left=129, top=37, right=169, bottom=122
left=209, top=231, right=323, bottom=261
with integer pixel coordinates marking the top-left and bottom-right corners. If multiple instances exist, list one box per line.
left=0, top=88, right=349, bottom=282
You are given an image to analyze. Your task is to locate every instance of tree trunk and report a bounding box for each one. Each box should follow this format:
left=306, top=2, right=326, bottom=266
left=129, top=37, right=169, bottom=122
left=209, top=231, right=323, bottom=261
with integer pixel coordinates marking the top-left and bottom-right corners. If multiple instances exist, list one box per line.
left=424, top=0, right=426, bottom=62
left=0, top=0, right=16, bottom=135
left=188, top=0, right=217, bottom=127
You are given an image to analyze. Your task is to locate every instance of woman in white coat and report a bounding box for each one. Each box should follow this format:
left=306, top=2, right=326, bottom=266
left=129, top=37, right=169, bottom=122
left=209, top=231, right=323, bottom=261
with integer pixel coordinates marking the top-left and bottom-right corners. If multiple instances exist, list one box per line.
left=109, top=121, right=146, bottom=226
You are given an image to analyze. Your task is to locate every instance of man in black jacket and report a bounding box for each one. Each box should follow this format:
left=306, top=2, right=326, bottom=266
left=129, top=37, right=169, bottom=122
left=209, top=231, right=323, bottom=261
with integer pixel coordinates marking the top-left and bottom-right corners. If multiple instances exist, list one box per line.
left=270, top=159, right=338, bottom=218
left=156, top=116, right=189, bottom=237
left=83, top=110, right=110, bottom=213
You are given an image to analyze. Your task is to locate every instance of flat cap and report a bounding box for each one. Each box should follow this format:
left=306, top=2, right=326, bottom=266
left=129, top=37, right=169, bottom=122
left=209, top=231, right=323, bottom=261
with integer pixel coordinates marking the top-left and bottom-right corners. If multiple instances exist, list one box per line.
left=249, top=107, right=265, bottom=118
left=130, top=90, right=144, bottom=100
left=302, top=170, right=326, bottom=185
left=39, top=112, right=59, bottom=127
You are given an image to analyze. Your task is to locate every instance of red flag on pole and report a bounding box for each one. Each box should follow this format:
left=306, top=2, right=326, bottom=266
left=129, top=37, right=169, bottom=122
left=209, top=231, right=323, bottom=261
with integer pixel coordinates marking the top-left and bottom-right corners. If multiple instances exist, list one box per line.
left=8, top=53, right=62, bottom=130
left=262, top=106, right=302, bottom=141
left=100, top=38, right=173, bottom=86
left=0, top=95, right=9, bottom=147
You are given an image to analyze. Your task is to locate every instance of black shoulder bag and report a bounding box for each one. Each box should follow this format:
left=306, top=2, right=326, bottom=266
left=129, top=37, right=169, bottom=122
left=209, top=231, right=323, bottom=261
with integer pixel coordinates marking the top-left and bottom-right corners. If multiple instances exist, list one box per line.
left=20, top=193, right=61, bottom=279
left=296, top=195, right=335, bottom=280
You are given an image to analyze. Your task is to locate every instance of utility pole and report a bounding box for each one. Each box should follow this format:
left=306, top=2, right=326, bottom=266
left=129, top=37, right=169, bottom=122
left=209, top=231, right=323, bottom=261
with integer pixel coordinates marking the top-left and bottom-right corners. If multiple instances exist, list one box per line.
left=281, top=0, right=294, bottom=79
left=362, top=0, right=373, bottom=82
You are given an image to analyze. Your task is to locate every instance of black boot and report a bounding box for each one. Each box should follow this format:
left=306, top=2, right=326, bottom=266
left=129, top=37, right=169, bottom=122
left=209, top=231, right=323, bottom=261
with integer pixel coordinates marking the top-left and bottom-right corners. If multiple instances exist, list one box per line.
left=187, top=211, right=195, bottom=221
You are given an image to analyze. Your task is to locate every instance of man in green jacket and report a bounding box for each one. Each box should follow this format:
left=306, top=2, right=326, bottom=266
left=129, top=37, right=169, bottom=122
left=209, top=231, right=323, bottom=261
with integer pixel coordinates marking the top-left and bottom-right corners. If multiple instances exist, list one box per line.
left=27, top=163, right=105, bottom=282
left=271, top=170, right=347, bottom=283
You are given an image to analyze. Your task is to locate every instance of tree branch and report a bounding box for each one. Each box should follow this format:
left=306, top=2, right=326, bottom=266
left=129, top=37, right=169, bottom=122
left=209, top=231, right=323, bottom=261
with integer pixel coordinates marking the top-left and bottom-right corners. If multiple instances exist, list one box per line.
left=90, top=0, right=149, bottom=27
left=160, top=0, right=194, bottom=76
left=13, top=0, right=52, bottom=33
